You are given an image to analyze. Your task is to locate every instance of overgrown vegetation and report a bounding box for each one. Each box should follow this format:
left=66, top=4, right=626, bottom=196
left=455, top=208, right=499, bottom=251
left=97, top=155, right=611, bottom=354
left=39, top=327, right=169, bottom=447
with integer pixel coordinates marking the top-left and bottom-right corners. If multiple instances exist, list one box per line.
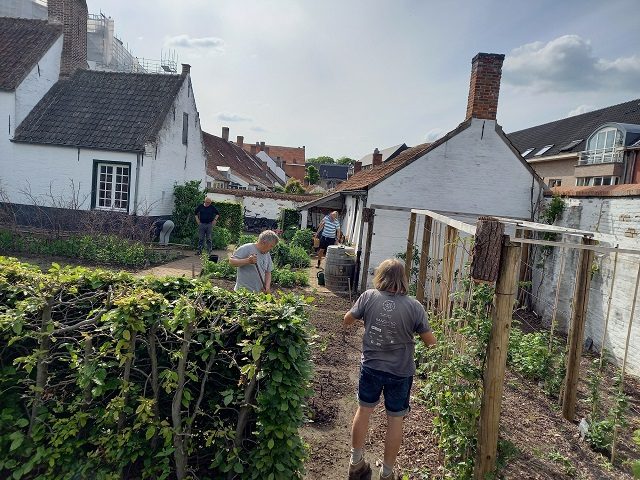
left=291, top=229, right=315, bottom=252
left=0, top=256, right=312, bottom=479
left=211, top=226, right=232, bottom=250
left=0, top=229, right=177, bottom=268
left=272, top=242, right=311, bottom=269
left=201, top=258, right=309, bottom=288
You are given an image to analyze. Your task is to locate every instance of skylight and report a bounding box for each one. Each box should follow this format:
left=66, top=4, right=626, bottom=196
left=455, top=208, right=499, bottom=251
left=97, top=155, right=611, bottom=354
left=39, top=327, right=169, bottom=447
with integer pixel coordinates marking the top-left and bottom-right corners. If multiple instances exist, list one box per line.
left=559, top=139, right=583, bottom=152
left=521, top=148, right=535, bottom=157
left=534, top=144, right=554, bottom=156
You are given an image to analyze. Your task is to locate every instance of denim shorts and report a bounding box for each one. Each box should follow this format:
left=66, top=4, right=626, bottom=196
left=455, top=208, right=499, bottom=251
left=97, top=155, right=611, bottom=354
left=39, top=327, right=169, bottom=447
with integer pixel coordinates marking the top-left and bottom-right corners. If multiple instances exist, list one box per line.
left=357, top=365, right=413, bottom=417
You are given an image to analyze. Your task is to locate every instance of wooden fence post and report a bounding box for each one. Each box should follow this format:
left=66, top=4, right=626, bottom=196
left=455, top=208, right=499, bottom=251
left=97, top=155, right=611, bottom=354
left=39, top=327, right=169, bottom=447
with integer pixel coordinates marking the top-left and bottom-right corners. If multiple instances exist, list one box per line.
left=416, top=216, right=433, bottom=303
left=562, top=237, right=595, bottom=421
left=439, top=226, right=458, bottom=315
left=405, top=212, right=417, bottom=283
left=473, top=238, right=520, bottom=479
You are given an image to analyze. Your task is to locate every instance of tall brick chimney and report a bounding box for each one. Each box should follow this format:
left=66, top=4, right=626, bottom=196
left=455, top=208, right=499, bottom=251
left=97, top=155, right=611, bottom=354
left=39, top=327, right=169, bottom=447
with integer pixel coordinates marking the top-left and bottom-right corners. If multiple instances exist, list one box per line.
left=250, top=144, right=257, bottom=154
left=236, top=135, right=244, bottom=148
left=353, top=161, right=362, bottom=174
left=221, top=127, right=229, bottom=141
left=372, top=148, right=383, bottom=167
left=48, top=0, right=88, bottom=78
left=465, top=53, right=505, bottom=121
left=181, top=64, right=191, bottom=76
left=260, top=141, right=266, bottom=152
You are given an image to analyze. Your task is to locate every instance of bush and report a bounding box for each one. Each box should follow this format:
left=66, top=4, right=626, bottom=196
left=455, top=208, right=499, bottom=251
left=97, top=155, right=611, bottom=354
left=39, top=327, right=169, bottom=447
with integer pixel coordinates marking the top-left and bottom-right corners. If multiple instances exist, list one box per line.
left=272, top=242, right=310, bottom=269
left=201, top=258, right=236, bottom=279
left=272, top=266, right=309, bottom=287
left=282, top=227, right=297, bottom=242
left=279, top=208, right=300, bottom=231
left=172, top=180, right=204, bottom=244
left=291, top=229, right=314, bottom=251
left=214, top=202, right=243, bottom=242
left=211, top=226, right=232, bottom=250
left=236, top=234, right=257, bottom=247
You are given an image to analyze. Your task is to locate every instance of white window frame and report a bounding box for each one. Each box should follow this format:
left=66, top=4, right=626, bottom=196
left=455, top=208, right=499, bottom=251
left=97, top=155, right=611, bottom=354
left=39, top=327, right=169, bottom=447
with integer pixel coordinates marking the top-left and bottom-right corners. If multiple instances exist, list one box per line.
left=521, top=147, right=535, bottom=157
left=548, top=178, right=562, bottom=187
left=534, top=144, right=554, bottom=156
left=95, top=162, right=130, bottom=212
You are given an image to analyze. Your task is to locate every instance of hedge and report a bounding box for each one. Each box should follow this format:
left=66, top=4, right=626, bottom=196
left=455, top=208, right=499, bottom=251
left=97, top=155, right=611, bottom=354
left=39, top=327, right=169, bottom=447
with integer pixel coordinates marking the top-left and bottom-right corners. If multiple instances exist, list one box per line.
left=0, top=256, right=312, bottom=479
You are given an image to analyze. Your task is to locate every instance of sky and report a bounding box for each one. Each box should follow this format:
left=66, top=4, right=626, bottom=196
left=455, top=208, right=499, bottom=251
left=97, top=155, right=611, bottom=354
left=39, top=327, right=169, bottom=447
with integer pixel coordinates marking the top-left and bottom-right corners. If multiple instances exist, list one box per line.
left=86, top=0, right=640, bottom=159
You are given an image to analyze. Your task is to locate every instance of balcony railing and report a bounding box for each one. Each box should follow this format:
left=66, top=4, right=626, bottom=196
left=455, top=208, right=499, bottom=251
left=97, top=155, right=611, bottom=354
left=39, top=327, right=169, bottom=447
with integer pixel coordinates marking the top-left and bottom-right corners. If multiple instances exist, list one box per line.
left=578, top=147, right=624, bottom=165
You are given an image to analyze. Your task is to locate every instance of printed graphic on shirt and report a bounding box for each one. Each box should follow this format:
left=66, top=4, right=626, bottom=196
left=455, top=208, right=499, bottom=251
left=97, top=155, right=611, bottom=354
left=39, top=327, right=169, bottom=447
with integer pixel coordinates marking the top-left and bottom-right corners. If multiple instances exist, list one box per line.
left=367, top=300, right=398, bottom=347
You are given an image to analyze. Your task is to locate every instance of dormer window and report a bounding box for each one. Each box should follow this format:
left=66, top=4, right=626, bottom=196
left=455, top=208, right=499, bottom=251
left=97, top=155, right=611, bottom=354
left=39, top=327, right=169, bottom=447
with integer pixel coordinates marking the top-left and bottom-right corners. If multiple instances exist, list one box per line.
left=580, top=126, right=623, bottom=164
left=534, top=145, right=553, bottom=156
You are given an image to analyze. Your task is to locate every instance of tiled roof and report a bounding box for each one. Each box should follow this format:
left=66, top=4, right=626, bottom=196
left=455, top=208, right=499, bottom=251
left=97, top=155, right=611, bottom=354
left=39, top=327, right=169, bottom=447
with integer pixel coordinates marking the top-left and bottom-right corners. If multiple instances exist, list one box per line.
left=203, top=132, right=279, bottom=189
left=508, top=99, right=640, bottom=159
left=0, top=17, right=62, bottom=91
left=208, top=188, right=321, bottom=203
left=547, top=185, right=640, bottom=198
left=13, top=69, right=185, bottom=151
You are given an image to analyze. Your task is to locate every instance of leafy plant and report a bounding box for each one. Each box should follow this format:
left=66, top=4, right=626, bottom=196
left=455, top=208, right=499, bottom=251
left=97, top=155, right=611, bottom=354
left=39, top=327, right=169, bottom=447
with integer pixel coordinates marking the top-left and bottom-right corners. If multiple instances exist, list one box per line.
left=237, top=234, right=258, bottom=247
left=279, top=208, right=301, bottom=231
left=214, top=201, right=243, bottom=242
left=211, top=226, right=232, bottom=250
left=172, top=180, right=204, bottom=244
left=271, top=266, right=309, bottom=287
left=304, top=165, right=320, bottom=185
left=201, top=258, right=236, bottom=279
left=283, top=179, right=305, bottom=194
left=272, top=243, right=310, bottom=269
left=547, top=450, right=577, bottom=477
left=291, top=229, right=314, bottom=252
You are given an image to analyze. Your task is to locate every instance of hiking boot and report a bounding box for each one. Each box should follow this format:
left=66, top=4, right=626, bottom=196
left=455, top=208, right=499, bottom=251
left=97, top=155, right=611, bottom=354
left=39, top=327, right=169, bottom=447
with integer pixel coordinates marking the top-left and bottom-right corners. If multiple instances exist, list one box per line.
left=348, top=457, right=371, bottom=480
left=379, top=468, right=400, bottom=480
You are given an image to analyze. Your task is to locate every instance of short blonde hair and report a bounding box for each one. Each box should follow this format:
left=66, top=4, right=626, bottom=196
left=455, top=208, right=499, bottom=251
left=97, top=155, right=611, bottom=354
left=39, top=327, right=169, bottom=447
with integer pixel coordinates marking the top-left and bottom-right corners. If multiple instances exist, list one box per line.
left=373, top=259, right=408, bottom=295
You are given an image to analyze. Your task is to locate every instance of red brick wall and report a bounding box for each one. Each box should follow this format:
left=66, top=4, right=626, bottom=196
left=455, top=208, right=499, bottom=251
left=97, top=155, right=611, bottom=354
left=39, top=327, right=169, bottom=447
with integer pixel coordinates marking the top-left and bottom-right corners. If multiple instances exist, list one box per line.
left=465, top=53, right=504, bottom=121
left=48, top=0, right=87, bottom=78
left=240, top=143, right=306, bottom=181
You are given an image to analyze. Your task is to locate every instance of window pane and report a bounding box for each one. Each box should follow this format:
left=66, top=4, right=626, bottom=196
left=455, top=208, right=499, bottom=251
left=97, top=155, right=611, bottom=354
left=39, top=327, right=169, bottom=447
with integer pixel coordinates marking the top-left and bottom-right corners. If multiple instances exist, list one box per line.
left=593, top=177, right=602, bottom=186
left=605, top=130, right=615, bottom=148
left=596, top=132, right=605, bottom=150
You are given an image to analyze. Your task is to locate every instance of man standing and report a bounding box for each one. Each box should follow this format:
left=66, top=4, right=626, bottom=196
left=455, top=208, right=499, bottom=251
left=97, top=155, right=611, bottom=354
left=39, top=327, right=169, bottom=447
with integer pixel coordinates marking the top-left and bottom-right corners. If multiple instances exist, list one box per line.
left=315, top=210, right=341, bottom=268
left=228, top=230, right=279, bottom=293
left=194, top=197, right=219, bottom=255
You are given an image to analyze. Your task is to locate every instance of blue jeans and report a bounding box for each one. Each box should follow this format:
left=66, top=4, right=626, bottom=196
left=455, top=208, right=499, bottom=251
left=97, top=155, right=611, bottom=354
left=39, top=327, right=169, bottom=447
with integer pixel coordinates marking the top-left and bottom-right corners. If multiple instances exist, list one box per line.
left=357, top=365, right=413, bottom=417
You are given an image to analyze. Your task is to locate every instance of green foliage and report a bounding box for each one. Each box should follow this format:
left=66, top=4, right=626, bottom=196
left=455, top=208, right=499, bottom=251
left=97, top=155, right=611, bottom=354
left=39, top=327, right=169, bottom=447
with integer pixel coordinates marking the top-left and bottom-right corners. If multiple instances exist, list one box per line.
left=291, top=229, right=314, bottom=252
left=172, top=180, right=204, bottom=243
left=336, top=157, right=355, bottom=165
left=586, top=419, right=615, bottom=452
left=213, top=201, right=243, bottom=242
left=306, top=156, right=335, bottom=165
left=279, top=208, right=301, bottom=232
left=237, top=234, right=258, bottom=247
left=271, top=267, right=309, bottom=288
left=304, top=165, right=320, bottom=185
left=211, top=226, right=232, bottom=250
left=547, top=450, right=577, bottom=477
left=0, top=230, right=176, bottom=268
left=271, top=243, right=310, bottom=269
left=540, top=195, right=565, bottom=225
left=201, top=258, right=237, bottom=279
left=283, top=179, right=305, bottom=194
left=0, top=256, right=312, bottom=479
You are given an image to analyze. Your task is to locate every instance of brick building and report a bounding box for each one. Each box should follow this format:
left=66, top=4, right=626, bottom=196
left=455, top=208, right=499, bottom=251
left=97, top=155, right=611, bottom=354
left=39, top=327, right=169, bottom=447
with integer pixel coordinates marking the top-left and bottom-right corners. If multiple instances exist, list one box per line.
left=239, top=140, right=306, bottom=181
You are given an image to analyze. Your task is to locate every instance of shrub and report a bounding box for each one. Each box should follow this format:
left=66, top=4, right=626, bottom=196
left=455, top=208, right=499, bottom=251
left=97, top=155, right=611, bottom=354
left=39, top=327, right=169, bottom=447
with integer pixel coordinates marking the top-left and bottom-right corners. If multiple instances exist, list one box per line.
left=201, top=258, right=236, bottom=279
left=272, top=243, right=310, bottom=269
left=291, top=229, right=314, bottom=252
left=272, top=266, right=309, bottom=287
left=236, top=234, right=258, bottom=247
left=279, top=208, right=300, bottom=231
left=172, top=180, right=204, bottom=244
left=214, top=202, right=243, bottom=242
left=211, top=226, right=232, bottom=250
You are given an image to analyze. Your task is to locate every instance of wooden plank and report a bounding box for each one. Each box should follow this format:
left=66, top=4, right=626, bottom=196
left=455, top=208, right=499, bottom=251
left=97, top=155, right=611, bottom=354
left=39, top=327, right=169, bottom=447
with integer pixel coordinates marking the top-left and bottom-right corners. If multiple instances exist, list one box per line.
left=405, top=212, right=417, bottom=283
left=416, top=217, right=433, bottom=303
left=473, top=241, right=521, bottom=479
left=359, top=209, right=376, bottom=293
left=562, top=237, right=596, bottom=421
left=515, top=237, right=640, bottom=256
left=411, top=208, right=477, bottom=235
left=439, top=226, right=458, bottom=316
left=470, top=217, right=504, bottom=283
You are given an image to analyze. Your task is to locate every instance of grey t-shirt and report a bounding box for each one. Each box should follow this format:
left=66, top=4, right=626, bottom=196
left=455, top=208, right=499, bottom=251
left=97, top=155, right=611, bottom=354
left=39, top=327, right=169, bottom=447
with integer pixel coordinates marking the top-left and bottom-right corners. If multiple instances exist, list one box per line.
left=350, top=289, right=430, bottom=377
left=232, top=243, right=273, bottom=292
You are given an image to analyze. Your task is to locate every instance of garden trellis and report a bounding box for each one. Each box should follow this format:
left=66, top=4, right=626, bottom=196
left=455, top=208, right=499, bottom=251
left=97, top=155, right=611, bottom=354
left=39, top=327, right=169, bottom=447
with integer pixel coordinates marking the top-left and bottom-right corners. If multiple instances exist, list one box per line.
left=394, top=206, right=640, bottom=478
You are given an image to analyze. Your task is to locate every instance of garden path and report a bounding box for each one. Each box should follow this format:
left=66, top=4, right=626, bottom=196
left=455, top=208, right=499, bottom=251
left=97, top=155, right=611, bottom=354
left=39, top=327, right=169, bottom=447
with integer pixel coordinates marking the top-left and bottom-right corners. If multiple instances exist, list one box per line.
left=138, top=249, right=228, bottom=277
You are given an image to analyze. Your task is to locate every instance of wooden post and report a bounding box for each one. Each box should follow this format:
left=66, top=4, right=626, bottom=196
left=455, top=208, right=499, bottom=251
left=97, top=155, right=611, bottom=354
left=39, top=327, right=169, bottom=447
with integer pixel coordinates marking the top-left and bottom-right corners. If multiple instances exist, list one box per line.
left=471, top=217, right=505, bottom=283
left=416, top=216, right=433, bottom=303
left=598, top=248, right=618, bottom=371
left=562, top=237, right=596, bottom=421
left=439, top=226, right=458, bottom=315
left=473, top=240, right=520, bottom=479
left=405, top=212, right=417, bottom=283
left=359, top=208, right=375, bottom=293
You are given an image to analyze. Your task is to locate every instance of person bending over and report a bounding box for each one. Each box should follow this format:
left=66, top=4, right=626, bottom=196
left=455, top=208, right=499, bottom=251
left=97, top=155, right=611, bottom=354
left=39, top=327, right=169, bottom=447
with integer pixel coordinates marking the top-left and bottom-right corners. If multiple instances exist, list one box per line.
left=228, top=230, right=279, bottom=293
left=344, top=259, right=437, bottom=480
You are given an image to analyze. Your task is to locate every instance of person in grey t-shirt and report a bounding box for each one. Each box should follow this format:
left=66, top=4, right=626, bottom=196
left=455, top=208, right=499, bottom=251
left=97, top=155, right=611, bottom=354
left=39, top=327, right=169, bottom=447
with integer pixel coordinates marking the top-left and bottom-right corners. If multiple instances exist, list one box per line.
left=343, top=258, right=436, bottom=480
left=228, top=230, right=278, bottom=293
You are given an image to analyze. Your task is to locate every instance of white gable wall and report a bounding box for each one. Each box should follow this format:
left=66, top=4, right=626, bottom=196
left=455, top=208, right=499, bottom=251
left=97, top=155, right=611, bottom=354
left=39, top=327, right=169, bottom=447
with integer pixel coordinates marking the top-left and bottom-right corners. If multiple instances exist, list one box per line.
left=361, top=118, right=542, bottom=287
left=14, top=36, right=62, bottom=126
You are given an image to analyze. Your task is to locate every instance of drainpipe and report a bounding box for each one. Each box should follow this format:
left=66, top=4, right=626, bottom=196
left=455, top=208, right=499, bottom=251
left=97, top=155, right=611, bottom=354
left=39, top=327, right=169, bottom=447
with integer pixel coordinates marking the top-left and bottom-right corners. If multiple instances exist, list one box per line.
left=133, top=153, right=141, bottom=214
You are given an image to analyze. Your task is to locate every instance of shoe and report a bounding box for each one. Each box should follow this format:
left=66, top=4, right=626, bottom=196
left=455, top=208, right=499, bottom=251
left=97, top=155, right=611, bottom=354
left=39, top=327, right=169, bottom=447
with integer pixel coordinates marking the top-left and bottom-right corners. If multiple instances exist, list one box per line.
left=196, top=251, right=202, bottom=256
left=379, top=468, right=400, bottom=480
left=348, top=458, right=371, bottom=480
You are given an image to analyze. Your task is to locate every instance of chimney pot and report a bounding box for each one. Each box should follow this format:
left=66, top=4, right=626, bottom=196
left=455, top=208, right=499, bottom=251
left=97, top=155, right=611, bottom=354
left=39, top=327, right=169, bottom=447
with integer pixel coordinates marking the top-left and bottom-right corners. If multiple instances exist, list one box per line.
left=465, top=52, right=505, bottom=122
left=237, top=135, right=244, bottom=147
left=372, top=148, right=383, bottom=167
left=181, top=63, right=191, bottom=75
left=221, top=126, right=229, bottom=141
left=354, top=161, right=362, bottom=175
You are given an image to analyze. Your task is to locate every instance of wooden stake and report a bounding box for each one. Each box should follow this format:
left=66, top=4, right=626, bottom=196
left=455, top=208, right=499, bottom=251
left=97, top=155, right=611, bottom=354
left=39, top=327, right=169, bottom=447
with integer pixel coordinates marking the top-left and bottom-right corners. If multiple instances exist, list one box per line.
left=416, top=216, right=433, bottom=304
left=473, top=239, right=520, bottom=479
left=549, top=249, right=567, bottom=352
left=562, top=237, right=595, bottom=421
left=439, top=226, right=458, bottom=316
left=599, top=248, right=618, bottom=371
left=405, top=212, right=417, bottom=283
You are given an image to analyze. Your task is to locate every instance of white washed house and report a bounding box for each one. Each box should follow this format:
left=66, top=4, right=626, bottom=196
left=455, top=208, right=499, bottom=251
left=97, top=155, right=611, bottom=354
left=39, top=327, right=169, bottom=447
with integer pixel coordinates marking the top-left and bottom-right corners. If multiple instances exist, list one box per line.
left=0, top=1, right=206, bottom=225
left=301, top=53, right=546, bottom=289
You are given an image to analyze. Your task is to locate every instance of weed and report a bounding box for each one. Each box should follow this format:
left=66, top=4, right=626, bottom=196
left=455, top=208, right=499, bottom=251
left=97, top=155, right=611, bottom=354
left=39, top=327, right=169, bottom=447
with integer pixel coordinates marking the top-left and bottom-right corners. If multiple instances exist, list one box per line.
left=547, top=450, right=576, bottom=477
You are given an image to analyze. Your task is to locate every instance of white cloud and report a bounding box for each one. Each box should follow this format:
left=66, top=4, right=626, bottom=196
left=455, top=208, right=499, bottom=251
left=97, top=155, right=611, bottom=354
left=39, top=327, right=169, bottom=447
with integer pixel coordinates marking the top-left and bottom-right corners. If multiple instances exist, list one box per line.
left=217, top=112, right=252, bottom=122
left=503, top=35, right=640, bottom=92
left=165, top=34, right=225, bottom=52
left=251, top=126, right=267, bottom=133
left=425, top=128, right=446, bottom=142
left=567, top=104, right=594, bottom=117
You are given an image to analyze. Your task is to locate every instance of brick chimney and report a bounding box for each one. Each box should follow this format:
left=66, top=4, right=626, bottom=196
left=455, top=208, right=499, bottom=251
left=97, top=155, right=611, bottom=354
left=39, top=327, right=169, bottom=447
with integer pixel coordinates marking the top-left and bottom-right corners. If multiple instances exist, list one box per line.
left=250, top=144, right=257, bottom=154
left=372, top=148, right=383, bottom=167
left=221, top=126, right=229, bottom=141
left=260, top=141, right=266, bottom=152
left=465, top=52, right=505, bottom=122
left=353, top=161, right=362, bottom=174
left=181, top=64, right=191, bottom=76
left=236, top=135, right=244, bottom=148
left=48, top=0, right=88, bottom=78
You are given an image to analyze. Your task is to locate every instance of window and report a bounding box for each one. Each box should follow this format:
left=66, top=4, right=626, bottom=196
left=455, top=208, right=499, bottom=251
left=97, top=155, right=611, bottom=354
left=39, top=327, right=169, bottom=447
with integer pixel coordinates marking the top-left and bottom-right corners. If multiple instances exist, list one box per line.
left=576, top=177, right=589, bottom=186
left=559, top=139, right=583, bottom=152
left=581, top=127, right=623, bottom=164
left=206, top=181, right=212, bottom=188
left=182, top=113, right=189, bottom=145
left=534, top=144, right=554, bottom=156
left=521, top=147, right=535, bottom=157
left=95, top=163, right=129, bottom=211
left=548, top=179, right=562, bottom=187
left=576, top=176, right=619, bottom=187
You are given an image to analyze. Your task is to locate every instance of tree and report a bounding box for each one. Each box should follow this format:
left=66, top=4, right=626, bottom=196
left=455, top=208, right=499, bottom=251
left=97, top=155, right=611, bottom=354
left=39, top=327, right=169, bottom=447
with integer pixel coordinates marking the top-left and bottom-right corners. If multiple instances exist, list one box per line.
left=306, top=156, right=335, bottom=165
left=283, top=178, right=305, bottom=194
left=336, top=156, right=355, bottom=165
left=304, top=165, right=320, bottom=185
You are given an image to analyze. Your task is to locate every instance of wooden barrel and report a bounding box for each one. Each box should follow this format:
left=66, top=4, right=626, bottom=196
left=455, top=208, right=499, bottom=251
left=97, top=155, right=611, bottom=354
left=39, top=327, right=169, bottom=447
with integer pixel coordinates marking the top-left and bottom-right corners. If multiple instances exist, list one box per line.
left=324, top=245, right=356, bottom=291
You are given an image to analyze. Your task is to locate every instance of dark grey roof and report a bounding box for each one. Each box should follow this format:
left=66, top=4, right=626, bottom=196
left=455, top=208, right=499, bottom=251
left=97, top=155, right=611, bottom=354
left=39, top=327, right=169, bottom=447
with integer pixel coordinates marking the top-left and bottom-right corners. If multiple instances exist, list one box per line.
left=13, top=69, right=186, bottom=152
left=507, top=99, right=640, bottom=158
left=0, top=17, right=62, bottom=91
left=317, top=164, right=349, bottom=180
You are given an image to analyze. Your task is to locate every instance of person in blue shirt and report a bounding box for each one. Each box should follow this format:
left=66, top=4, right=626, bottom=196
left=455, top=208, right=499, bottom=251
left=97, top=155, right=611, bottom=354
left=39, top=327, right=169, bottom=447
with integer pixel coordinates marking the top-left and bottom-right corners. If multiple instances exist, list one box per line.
left=315, top=210, right=341, bottom=268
